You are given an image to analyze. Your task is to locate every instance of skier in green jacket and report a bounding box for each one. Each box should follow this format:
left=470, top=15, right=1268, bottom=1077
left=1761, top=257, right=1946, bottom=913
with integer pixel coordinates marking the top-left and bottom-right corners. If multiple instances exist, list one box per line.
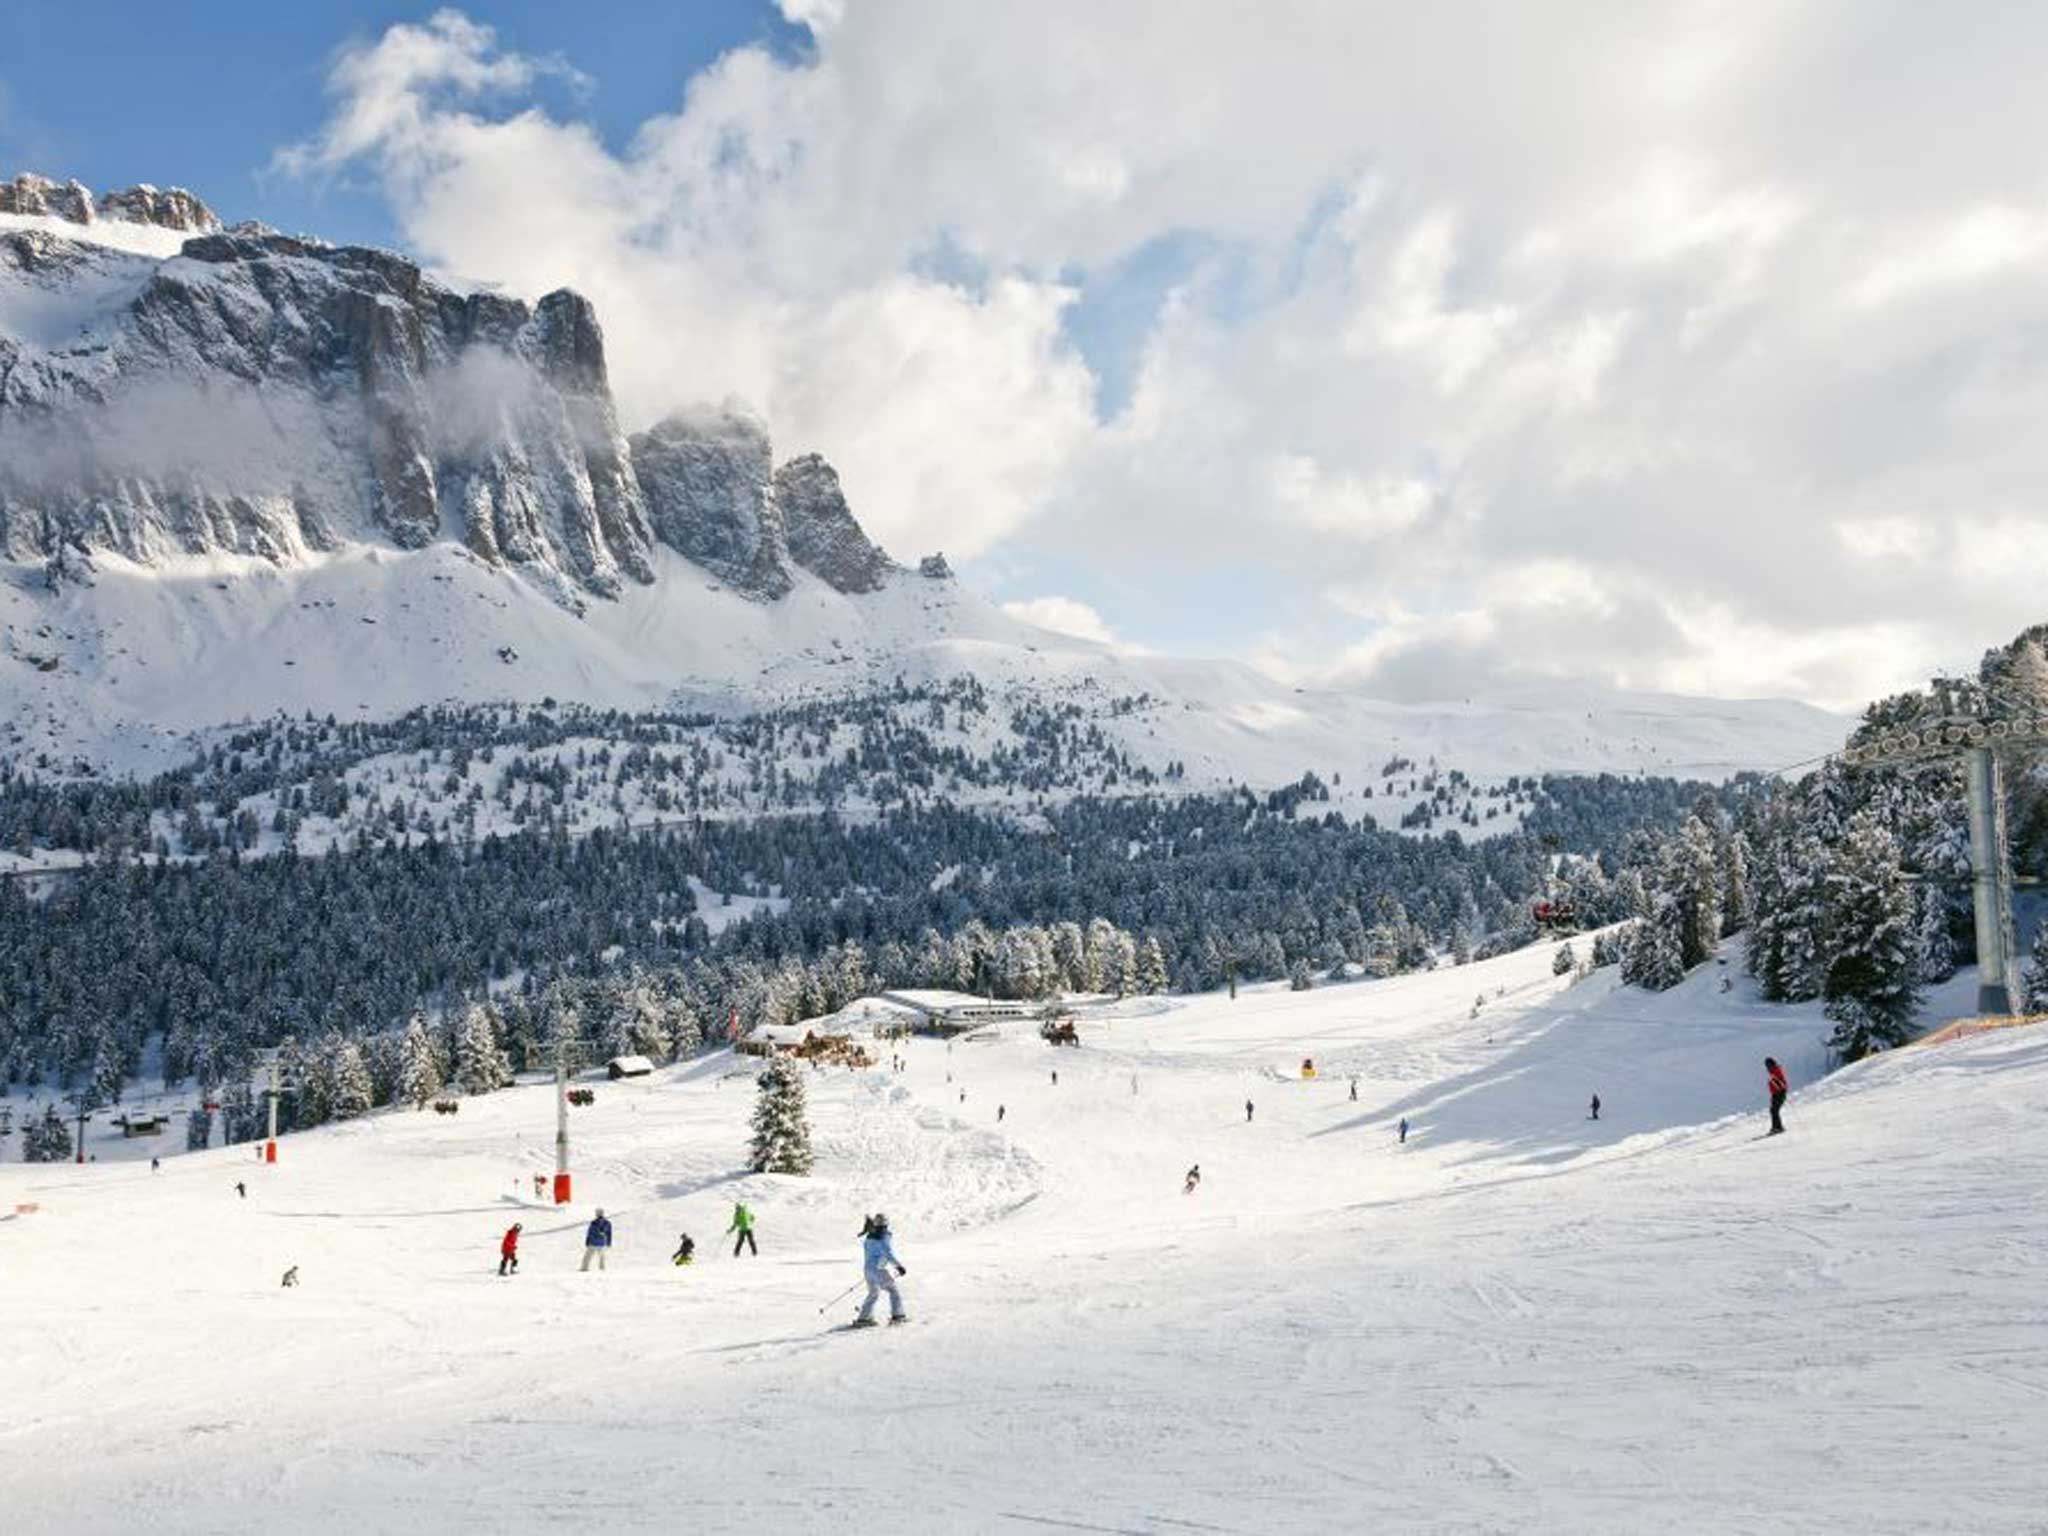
left=728, top=1201, right=758, bottom=1257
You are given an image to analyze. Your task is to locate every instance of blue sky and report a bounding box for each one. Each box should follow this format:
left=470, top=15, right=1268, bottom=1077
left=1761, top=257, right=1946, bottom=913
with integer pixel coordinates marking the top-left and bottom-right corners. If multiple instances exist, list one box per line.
left=0, top=1, right=805, bottom=245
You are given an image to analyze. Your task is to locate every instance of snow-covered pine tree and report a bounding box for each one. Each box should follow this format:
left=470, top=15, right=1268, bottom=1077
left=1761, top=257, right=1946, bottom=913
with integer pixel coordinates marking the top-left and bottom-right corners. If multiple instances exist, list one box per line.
left=1288, top=957, right=1314, bottom=991
left=1591, top=927, right=1625, bottom=968
left=1720, top=832, right=1753, bottom=937
left=1622, top=901, right=1686, bottom=991
left=1675, top=816, right=1722, bottom=969
left=331, top=1041, right=374, bottom=1121
left=23, top=1105, right=72, bottom=1162
left=1137, top=936, right=1169, bottom=995
left=398, top=1012, right=443, bottom=1109
left=2021, top=920, right=2048, bottom=1014
left=748, top=1058, right=814, bottom=1174
left=1821, top=812, right=1920, bottom=1060
left=1916, top=886, right=1958, bottom=985
left=1553, top=941, right=1576, bottom=976
left=454, top=1003, right=513, bottom=1096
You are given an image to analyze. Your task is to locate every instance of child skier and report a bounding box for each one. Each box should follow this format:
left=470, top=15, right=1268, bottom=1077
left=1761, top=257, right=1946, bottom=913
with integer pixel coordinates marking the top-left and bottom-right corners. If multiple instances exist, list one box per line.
left=729, top=1201, right=758, bottom=1257
left=672, top=1232, right=695, bottom=1267
left=499, top=1223, right=522, bottom=1276
left=851, top=1213, right=908, bottom=1327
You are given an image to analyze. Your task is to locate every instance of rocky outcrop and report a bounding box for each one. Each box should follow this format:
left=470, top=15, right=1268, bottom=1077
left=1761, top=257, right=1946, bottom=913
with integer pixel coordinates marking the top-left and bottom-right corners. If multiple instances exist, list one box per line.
left=0, top=171, right=909, bottom=612
left=1, top=172, right=220, bottom=233
left=0, top=215, right=654, bottom=598
left=774, top=453, right=893, bottom=594
left=630, top=410, right=792, bottom=598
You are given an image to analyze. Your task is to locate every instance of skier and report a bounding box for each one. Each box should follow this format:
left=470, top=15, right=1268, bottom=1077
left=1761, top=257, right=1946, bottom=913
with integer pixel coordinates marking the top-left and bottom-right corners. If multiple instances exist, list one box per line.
left=1183, top=1164, right=1201, bottom=1194
left=851, top=1213, right=908, bottom=1327
left=1245, top=1099, right=1254, bottom=1124
left=672, top=1232, right=695, bottom=1267
left=151, top=1157, right=160, bottom=1173
left=281, top=1265, right=299, bottom=1288
left=997, top=1104, right=1006, bottom=1123
left=1398, top=1118, right=1409, bottom=1145
left=499, top=1223, right=522, bottom=1276
left=533, top=1174, right=546, bottom=1198
left=1349, top=1078, right=1358, bottom=1103
left=580, top=1208, right=613, bottom=1272
left=1590, top=1093, right=1601, bottom=1122
left=1051, top=1069, right=1059, bottom=1087
left=1765, top=1057, right=1788, bottom=1135
left=235, top=1181, right=247, bottom=1199
left=729, top=1201, right=759, bottom=1257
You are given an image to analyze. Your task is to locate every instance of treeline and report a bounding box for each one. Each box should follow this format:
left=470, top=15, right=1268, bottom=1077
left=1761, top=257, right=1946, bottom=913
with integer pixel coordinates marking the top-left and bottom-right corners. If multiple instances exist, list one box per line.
left=0, top=770, right=1722, bottom=1102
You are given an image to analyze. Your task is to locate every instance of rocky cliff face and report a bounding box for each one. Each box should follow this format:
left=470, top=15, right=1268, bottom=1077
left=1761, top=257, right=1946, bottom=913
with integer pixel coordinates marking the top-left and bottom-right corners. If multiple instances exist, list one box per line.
left=631, top=410, right=792, bottom=599
left=775, top=453, right=892, bottom=594
left=0, top=171, right=911, bottom=609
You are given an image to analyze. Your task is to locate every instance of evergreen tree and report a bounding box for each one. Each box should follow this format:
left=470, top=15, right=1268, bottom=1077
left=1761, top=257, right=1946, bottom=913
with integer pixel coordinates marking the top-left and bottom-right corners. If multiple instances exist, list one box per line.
left=1553, top=941, right=1576, bottom=976
left=398, top=1013, right=443, bottom=1109
left=1622, top=901, right=1686, bottom=991
left=1137, top=937, right=1169, bottom=995
left=1675, top=816, right=1722, bottom=969
left=331, top=1041, right=374, bottom=1121
left=1720, top=833, right=1753, bottom=937
left=1916, top=887, right=1958, bottom=985
left=454, top=1004, right=513, bottom=1096
left=748, top=1059, right=814, bottom=1174
left=186, top=1103, right=213, bottom=1151
left=23, top=1106, right=72, bottom=1162
left=1821, top=813, right=1919, bottom=1060
left=1288, top=957, right=1314, bottom=992
left=2021, top=920, right=2048, bottom=1013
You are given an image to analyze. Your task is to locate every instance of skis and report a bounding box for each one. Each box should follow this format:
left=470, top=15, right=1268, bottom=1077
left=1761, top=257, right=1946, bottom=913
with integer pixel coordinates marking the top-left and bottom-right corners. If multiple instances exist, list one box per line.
left=832, top=1317, right=913, bottom=1333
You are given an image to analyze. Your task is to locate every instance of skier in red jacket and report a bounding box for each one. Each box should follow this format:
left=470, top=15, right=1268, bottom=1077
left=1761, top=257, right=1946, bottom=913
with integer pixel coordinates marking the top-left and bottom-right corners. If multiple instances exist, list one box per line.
left=1765, top=1058, right=1788, bottom=1136
left=499, top=1223, right=522, bottom=1276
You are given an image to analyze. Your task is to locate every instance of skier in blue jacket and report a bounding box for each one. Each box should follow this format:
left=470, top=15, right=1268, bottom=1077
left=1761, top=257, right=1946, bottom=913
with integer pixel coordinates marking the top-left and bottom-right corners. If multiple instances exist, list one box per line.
left=852, top=1213, right=908, bottom=1327
left=580, top=1208, right=614, bottom=1272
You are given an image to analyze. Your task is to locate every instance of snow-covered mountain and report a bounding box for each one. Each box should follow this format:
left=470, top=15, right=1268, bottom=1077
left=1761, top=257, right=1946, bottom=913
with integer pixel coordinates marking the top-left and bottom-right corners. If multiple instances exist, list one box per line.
left=0, top=172, right=1850, bottom=786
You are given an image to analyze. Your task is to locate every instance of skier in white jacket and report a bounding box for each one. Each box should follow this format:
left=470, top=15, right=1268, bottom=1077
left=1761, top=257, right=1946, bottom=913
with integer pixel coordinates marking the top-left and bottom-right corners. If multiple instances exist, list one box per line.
left=852, top=1213, right=908, bottom=1327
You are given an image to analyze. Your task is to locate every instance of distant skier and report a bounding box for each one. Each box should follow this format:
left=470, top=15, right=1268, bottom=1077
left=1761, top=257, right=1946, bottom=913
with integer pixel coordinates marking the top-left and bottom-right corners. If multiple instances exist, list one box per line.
left=997, top=1104, right=1006, bottom=1123
left=580, top=1208, right=613, bottom=1272
left=235, top=1181, right=247, bottom=1199
left=499, top=1223, right=522, bottom=1276
left=151, top=1157, right=160, bottom=1173
left=1765, top=1057, right=1788, bottom=1135
left=1184, top=1164, right=1201, bottom=1194
left=1051, top=1069, right=1059, bottom=1086
left=532, top=1174, right=546, bottom=1198
left=1398, top=1118, right=1409, bottom=1145
left=1245, top=1099, right=1255, bottom=1124
left=281, top=1265, right=299, bottom=1288
left=729, top=1201, right=758, bottom=1257
left=851, top=1213, right=908, bottom=1327
left=1589, top=1093, right=1601, bottom=1122
left=1349, top=1078, right=1358, bottom=1103
left=672, top=1232, right=695, bottom=1266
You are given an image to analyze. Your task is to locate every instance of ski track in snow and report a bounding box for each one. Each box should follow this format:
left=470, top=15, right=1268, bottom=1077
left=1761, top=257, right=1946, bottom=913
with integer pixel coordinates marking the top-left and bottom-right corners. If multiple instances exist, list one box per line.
left=4, top=940, right=2046, bottom=1533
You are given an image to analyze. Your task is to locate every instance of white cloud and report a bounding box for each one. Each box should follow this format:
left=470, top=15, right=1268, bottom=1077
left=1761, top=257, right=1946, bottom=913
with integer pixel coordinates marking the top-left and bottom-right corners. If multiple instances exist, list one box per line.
left=278, top=3, right=2048, bottom=708
left=1000, top=596, right=1119, bottom=645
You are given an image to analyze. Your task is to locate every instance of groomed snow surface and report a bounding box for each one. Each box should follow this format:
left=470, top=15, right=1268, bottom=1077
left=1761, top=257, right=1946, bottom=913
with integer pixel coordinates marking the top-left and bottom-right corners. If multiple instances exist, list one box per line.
left=5, top=942, right=2042, bottom=1534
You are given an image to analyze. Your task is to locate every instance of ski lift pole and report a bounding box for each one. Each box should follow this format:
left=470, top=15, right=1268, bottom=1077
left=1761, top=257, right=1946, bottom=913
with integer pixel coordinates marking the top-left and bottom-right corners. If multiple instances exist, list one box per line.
left=264, top=1055, right=281, bottom=1164
left=553, top=1055, right=572, bottom=1206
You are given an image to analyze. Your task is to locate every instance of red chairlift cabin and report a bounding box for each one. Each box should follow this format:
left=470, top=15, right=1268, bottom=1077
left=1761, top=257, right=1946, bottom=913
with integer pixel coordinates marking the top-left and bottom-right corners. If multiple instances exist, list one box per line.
left=1531, top=899, right=1577, bottom=930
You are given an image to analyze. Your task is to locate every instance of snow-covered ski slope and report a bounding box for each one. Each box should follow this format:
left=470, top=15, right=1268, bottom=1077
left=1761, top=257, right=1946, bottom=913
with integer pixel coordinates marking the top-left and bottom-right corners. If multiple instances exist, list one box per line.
left=7, top=942, right=2036, bottom=1534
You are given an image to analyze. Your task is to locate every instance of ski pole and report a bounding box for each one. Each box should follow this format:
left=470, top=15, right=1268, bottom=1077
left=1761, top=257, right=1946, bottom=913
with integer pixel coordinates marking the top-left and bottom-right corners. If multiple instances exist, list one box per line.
left=818, top=1279, right=864, bottom=1314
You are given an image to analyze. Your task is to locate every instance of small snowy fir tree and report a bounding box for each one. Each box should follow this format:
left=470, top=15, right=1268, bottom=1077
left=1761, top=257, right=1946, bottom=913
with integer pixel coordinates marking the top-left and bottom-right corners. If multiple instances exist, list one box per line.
left=748, top=1059, right=814, bottom=1175
left=1591, top=927, right=1625, bottom=968
left=1553, top=941, right=1576, bottom=976
left=1821, top=812, right=1919, bottom=1060
left=454, top=1004, right=513, bottom=1096
left=398, top=1012, right=443, bottom=1108
left=23, top=1106, right=73, bottom=1163
left=186, top=1103, right=213, bottom=1151
left=1288, top=956, right=1314, bottom=991
left=330, top=1041, right=374, bottom=1121
left=2022, top=921, right=2048, bottom=1014
left=1916, top=888, right=1958, bottom=985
